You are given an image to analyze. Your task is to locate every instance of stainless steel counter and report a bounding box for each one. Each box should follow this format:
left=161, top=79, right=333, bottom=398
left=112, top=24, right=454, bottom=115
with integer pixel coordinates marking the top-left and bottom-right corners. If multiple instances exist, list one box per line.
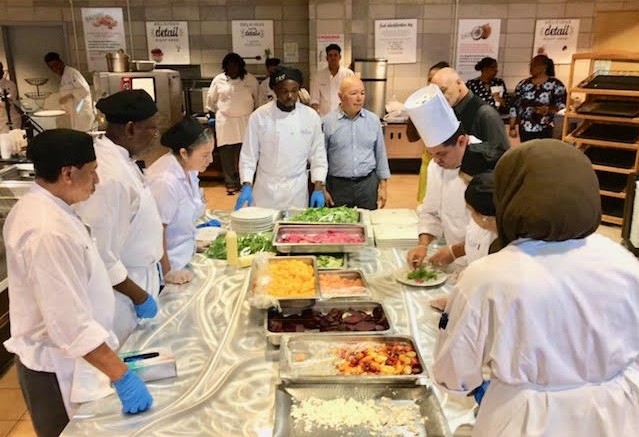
left=63, top=244, right=476, bottom=436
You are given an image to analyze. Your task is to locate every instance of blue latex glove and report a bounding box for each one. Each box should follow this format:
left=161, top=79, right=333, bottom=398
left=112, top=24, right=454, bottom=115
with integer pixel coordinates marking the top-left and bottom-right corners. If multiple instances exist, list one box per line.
left=471, top=380, right=491, bottom=405
left=234, top=185, right=253, bottom=210
left=196, top=218, right=222, bottom=229
left=113, top=369, right=153, bottom=414
left=134, top=294, right=157, bottom=319
left=309, top=190, right=325, bottom=208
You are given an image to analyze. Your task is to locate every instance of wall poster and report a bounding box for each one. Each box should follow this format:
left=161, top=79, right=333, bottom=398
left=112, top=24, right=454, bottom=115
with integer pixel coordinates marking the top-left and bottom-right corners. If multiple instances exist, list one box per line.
left=231, top=21, right=274, bottom=64
left=374, top=19, right=417, bottom=64
left=533, top=19, right=580, bottom=64
left=146, top=21, right=190, bottom=64
left=455, top=19, right=501, bottom=81
left=81, top=8, right=126, bottom=72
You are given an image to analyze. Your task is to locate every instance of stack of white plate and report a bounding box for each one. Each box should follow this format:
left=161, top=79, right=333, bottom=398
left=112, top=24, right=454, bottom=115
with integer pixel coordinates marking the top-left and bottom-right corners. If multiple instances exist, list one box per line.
left=230, top=207, right=278, bottom=233
left=373, top=223, right=419, bottom=249
left=370, top=208, right=418, bottom=225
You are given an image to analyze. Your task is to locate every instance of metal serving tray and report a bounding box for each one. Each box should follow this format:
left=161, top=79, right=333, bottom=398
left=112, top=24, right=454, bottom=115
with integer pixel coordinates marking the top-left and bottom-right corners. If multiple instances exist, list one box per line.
left=273, top=224, right=367, bottom=254
left=318, top=269, right=371, bottom=299
left=279, top=334, right=426, bottom=384
left=273, top=383, right=451, bottom=437
left=265, top=300, right=391, bottom=346
left=279, top=207, right=364, bottom=225
left=247, top=256, right=320, bottom=305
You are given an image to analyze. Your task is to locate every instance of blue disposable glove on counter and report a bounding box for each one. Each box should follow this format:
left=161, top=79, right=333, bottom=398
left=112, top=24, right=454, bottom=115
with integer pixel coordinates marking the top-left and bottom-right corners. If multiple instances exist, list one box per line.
left=309, top=190, right=325, bottom=207
left=234, top=185, right=253, bottom=210
left=113, top=369, right=153, bottom=414
left=134, top=294, right=157, bottom=319
left=196, top=218, right=222, bottom=228
left=471, top=380, right=491, bottom=406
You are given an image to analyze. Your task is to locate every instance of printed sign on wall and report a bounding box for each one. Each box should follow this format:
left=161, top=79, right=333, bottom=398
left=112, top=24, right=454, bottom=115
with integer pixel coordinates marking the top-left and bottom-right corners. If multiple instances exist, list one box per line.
left=146, top=21, right=190, bottom=64
left=81, top=8, right=126, bottom=72
left=316, top=34, right=344, bottom=71
left=232, top=21, right=274, bottom=65
left=283, top=42, right=299, bottom=63
left=374, top=19, right=417, bottom=64
left=456, top=19, right=502, bottom=81
left=533, top=19, right=580, bottom=65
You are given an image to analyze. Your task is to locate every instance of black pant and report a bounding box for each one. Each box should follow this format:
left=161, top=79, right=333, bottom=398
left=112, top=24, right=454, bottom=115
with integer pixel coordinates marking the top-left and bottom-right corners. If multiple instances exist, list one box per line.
left=15, top=358, right=69, bottom=437
left=217, top=143, right=241, bottom=189
left=326, top=172, right=379, bottom=210
left=519, top=127, right=553, bottom=143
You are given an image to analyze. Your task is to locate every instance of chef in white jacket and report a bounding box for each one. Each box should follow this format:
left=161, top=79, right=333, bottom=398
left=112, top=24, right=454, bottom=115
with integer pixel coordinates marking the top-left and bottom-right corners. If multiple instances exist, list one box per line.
left=257, top=57, right=280, bottom=106
left=45, top=52, right=94, bottom=132
left=462, top=172, right=497, bottom=264
left=147, top=116, right=213, bottom=285
left=4, top=130, right=152, bottom=437
left=75, top=90, right=162, bottom=344
left=206, top=53, right=259, bottom=195
left=236, top=66, right=328, bottom=210
left=433, top=140, right=639, bottom=436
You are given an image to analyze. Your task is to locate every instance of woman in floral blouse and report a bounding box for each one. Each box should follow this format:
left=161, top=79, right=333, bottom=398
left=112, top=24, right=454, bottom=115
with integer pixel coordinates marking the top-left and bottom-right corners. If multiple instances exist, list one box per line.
left=466, top=57, right=508, bottom=113
left=509, top=55, right=567, bottom=142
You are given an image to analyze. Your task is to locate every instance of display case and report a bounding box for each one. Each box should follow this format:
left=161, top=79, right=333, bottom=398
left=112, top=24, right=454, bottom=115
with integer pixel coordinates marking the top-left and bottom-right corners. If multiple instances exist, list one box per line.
left=562, top=51, right=639, bottom=225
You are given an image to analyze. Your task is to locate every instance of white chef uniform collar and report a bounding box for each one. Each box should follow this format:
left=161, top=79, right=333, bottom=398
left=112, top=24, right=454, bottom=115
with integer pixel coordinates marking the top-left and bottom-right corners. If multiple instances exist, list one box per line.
left=404, top=84, right=460, bottom=148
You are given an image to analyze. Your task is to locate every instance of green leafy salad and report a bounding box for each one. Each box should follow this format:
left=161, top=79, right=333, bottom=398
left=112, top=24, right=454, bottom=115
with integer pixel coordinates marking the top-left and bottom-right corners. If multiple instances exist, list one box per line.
left=407, top=266, right=438, bottom=283
left=316, top=255, right=345, bottom=269
left=289, top=206, right=359, bottom=224
left=205, top=233, right=274, bottom=259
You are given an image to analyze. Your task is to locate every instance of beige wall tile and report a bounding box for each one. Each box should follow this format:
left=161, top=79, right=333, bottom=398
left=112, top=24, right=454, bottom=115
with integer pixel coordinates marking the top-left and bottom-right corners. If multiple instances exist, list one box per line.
left=423, top=4, right=453, bottom=19
left=317, top=2, right=344, bottom=19
left=535, top=2, right=566, bottom=18
left=504, top=47, right=532, bottom=63
left=507, top=3, right=536, bottom=18
left=5, top=7, right=34, bottom=21
left=422, top=18, right=453, bottom=34
left=503, top=61, right=531, bottom=77
left=172, top=5, right=200, bottom=21
left=479, top=4, right=509, bottom=19
left=369, top=4, right=396, bottom=19
left=395, top=4, right=423, bottom=19
left=145, top=6, right=173, bottom=20
left=458, top=4, right=481, bottom=18
left=504, top=33, right=534, bottom=48
left=565, top=2, right=595, bottom=17
left=200, top=21, right=230, bottom=35
left=131, top=21, right=146, bottom=37
left=316, top=19, right=344, bottom=34
left=255, top=5, right=283, bottom=20
left=284, top=5, right=308, bottom=20
left=352, top=19, right=367, bottom=34
left=506, top=18, right=535, bottom=34
left=199, top=6, right=227, bottom=20
left=227, top=5, right=255, bottom=20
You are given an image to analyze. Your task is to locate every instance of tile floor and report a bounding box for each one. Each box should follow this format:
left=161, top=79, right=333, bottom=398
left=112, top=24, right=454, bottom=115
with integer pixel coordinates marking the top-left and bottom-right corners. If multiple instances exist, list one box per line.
left=0, top=172, right=622, bottom=436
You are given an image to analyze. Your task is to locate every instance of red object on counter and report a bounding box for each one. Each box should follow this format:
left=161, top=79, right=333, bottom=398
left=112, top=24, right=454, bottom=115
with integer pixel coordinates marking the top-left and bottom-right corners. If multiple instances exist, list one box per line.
left=280, top=230, right=365, bottom=244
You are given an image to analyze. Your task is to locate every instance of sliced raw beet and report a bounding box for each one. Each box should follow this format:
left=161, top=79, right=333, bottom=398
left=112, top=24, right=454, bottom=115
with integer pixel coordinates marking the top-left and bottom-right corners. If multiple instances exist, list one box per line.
left=354, top=321, right=376, bottom=331
left=375, top=324, right=387, bottom=331
left=294, top=324, right=306, bottom=332
left=343, top=313, right=364, bottom=324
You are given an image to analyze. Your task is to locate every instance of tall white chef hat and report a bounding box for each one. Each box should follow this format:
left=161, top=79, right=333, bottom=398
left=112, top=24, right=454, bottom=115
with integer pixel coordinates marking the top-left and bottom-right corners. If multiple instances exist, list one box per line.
left=404, top=84, right=460, bottom=148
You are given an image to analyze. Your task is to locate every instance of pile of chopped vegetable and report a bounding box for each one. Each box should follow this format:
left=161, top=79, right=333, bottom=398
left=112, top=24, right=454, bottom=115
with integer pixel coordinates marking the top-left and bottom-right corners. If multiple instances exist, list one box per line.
left=261, top=260, right=316, bottom=298
left=289, top=206, right=359, bottom=224
left=205, top=233, right=274, bottom=260
left=407, top=266, right=438, bottom=283
left=316, top=255, right=345, bottom=269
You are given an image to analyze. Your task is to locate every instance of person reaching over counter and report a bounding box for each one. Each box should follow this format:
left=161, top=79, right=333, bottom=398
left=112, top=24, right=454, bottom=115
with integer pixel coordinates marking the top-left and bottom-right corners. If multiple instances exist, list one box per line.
left=3, top=130, right=152, bottom=437
left=236, top=66, right=328, bottom=210
left=433, top=139, right=639, bottom=436
left=75, top=90, right=162, bottom=344
left=44, top=52, right=95, bottom=132
left=147, top=117, right=213, bottom=285
left=322, top=76, right=390, bottom=210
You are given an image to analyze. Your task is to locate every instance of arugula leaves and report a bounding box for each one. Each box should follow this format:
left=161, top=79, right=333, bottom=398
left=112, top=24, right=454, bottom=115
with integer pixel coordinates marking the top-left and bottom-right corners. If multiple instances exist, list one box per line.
left=205, top=233, right=274, bottom=260
left=289, top=206, right=359, bottom=224
left=407, top=266, right=438, bottom=282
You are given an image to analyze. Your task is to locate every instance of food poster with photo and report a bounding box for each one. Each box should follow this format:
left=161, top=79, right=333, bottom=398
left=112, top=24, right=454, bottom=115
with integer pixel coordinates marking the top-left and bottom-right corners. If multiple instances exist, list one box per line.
left=81, top=8, right=126, bottom=72
left=533, top=19, right=580, bottom=64
left=455, top=19, right=501, bottom=81
left=231, top=21, right=274, bottom=65
left=316, top=34, right=344, bottom=70
left=146, top=21, right=190, bottom=64
left=374, top=19, right=417, bottom=64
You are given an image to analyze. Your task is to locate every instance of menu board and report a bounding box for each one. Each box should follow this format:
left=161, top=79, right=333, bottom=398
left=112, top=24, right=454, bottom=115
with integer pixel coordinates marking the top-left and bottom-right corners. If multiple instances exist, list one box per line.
left=232, top=20, right=274, bottom=65
left=455, top=19, right=501, bottom=81
left=374, top=19, right=417, bottom=64
left=533, top=19, right=580, bottom=65
left=146, top=21, right=190, bottom=64
left=81, top=8, right=126, bottom=72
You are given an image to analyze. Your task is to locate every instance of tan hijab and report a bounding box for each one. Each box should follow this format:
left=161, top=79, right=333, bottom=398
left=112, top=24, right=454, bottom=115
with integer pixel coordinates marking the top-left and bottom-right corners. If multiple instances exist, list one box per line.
left=491, top=139, right=601, bottom=251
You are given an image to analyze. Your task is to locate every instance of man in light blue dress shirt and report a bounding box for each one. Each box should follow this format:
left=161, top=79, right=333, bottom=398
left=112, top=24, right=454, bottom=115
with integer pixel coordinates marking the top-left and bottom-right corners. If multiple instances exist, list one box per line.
left=322, top=76, right=391, bottom=210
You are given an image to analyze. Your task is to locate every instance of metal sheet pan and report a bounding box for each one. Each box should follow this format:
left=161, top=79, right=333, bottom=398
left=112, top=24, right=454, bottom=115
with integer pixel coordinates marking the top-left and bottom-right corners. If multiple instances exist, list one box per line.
left=247, top=255, right=320, bottom=305
left=273, top=224, right=367, bottom=254
left=279, top=334, right=427, bottom=384
left=279, top=207, right=363, bottom=225
left=318, top=269, right=371, bottom=299
left=265, top=300, right=391, bottom=346
left=273, top=383, right=452, bottom=437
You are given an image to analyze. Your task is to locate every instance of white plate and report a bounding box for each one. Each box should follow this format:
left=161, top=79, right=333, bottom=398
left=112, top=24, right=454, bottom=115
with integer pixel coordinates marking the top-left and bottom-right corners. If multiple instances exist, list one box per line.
left=394, top=267, right=448, bottom=287
left=197, top=227, right=222, bottom=243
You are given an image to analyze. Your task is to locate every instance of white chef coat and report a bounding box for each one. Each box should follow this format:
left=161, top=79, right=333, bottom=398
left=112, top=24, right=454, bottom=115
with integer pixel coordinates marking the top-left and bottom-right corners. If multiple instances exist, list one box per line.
left=257, top=78, right=275, bottom=107
left=433, top=234, right=639, bottom=436
left=206, top=72, right=259, bottom=147
left=417, top=159, right=470, bottom=247
left=75, top=136, right=163, bottom=343
left=0, top=77, right=20, bottom=133
left=147, top=153, right=205, bottom=271
left=240, top=101, right=328, bottom=210
left=464, top=220, right=496, bottom=265
left=310, top=66, right=355, bottom=116
left=59, top=65, right=94, bottom=132
left=3, top=184, right=118, bottom=415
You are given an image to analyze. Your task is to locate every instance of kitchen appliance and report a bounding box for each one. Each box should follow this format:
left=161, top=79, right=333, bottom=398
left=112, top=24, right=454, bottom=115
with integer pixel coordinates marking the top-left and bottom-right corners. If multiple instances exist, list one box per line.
left=105, top=50, right=130, bottom=73
left=93, top=70, right=184, bottom=133
left=130, top=60, right=155, bottom=72
left=353, top=59, right=388, bottom=119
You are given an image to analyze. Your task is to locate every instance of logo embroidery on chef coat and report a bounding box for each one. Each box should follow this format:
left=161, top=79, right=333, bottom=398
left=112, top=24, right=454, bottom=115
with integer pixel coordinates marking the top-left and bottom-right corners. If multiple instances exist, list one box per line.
left=300, top=128, right=312, bottom=135
left=438, top=312, right=449, bottom=330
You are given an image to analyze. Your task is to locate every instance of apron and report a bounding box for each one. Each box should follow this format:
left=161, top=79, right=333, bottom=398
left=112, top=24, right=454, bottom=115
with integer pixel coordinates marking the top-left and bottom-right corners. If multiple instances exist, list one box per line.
left=215, top=77, right=255, bottom=147
left=253, top=108, right=311, bottom=210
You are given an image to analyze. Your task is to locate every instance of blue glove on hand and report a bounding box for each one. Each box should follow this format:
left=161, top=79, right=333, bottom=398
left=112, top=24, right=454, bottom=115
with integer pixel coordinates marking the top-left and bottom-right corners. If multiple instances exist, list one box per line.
left=134, top=294, right=157, bottom=319
left=471, top=380, right=491, bottom=406
left=113, top=369, right=153, bottom=414
left=234, top=185, right=253, bottom=210
left=196, top=218, right=222, bottom=229
left=309, top=190, right=325, bottom=208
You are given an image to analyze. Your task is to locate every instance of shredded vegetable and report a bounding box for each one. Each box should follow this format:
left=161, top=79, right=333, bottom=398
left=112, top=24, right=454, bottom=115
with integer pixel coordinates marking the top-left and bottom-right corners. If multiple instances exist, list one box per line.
left=205, top=233, right=274, bottom=260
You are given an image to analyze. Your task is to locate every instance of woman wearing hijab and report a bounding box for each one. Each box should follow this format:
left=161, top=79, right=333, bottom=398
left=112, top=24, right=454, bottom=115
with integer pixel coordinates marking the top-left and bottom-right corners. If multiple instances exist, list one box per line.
left=432, top=139, right=639, bottom=436
left=466, top=57, right=508, bottom=112
left=206, top=53, right=259, bottom=195
left=147, top=117, right=213, bottom=285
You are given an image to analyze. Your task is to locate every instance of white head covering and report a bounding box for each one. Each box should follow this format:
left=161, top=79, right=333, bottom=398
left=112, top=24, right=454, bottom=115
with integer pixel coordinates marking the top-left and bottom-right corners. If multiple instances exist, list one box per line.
left=404, top=84, right=460, bottom=148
